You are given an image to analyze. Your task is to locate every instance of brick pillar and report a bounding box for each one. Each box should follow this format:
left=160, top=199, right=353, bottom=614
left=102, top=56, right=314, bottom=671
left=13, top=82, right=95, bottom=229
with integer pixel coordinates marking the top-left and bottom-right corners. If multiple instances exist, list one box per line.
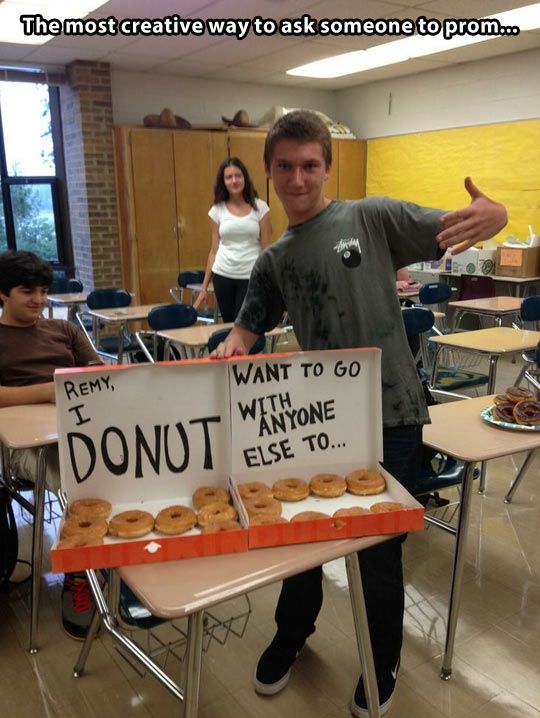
left=60, top=61, right=120, bottom=290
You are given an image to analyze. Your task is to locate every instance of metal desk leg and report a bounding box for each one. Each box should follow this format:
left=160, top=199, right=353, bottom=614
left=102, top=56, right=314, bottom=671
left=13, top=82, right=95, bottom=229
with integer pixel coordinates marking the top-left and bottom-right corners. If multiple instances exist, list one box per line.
left=504, top=449, right=536, bottom=503
left=29, top=445, right=48, bottom=654
left=478, top=355, right=499, bottom=494
left=345, top=552, right=381, bottom=718
left=441, top=461, right=475, bottom=679
left=184, top=612, right=205, bottom=718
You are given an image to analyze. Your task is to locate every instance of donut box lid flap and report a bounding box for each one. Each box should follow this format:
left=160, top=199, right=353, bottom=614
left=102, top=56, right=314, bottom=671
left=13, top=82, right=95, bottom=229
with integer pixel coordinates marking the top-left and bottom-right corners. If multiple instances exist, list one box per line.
left=228, top=348, right=383, bottom=479
left=54, top=360, right=231, bottom=504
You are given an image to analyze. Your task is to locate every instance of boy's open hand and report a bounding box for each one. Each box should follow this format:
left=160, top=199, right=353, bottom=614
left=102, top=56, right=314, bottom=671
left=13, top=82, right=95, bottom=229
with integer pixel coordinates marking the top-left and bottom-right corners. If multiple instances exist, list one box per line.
left=436, top=177, right=507, bottom=255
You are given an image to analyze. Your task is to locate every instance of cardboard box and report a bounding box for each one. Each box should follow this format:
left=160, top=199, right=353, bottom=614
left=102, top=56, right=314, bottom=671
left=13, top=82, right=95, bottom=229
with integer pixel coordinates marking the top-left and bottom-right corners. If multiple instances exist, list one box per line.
left=51, top=350, right=423, bottom=573
left=495, top=245, right=540, bottom=278
left=451, top=248, right=496, bottom=276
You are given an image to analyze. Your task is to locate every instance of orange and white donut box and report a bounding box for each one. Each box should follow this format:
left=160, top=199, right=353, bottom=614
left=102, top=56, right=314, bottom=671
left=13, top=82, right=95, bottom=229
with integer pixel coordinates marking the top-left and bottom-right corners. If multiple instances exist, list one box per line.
left=51, top=348, right=423, bottom=573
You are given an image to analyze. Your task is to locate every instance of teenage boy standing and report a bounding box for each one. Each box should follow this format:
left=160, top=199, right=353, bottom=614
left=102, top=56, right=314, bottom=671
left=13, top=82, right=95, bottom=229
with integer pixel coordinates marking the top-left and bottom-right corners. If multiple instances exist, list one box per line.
left=0, top=250, right=99, bottom=639
left=213, top=111, right=507, bottom=716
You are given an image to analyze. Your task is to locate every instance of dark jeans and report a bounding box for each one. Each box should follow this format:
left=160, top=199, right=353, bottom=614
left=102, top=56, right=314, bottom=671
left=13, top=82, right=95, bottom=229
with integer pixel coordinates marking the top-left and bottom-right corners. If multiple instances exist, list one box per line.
left=273, top=424, right=423, bottom=674
left=212, top=273, right=250, bottom=323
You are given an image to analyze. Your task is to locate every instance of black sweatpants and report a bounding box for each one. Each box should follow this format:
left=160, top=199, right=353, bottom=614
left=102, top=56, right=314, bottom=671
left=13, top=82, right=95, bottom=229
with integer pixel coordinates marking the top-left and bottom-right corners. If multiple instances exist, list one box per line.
left=212, top=273, right=250, bottom=323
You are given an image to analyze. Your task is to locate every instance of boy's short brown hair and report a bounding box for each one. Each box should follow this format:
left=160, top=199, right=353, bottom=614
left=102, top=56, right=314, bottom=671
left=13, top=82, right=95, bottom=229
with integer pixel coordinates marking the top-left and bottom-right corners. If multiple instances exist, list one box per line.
left=264, top=110, right=332, bottom=169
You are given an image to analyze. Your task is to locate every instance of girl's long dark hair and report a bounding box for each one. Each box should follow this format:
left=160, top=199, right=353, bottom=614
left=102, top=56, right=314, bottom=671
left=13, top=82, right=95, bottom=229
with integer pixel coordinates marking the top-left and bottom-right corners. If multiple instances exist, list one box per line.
left=213, top=157, right=258, bottom=208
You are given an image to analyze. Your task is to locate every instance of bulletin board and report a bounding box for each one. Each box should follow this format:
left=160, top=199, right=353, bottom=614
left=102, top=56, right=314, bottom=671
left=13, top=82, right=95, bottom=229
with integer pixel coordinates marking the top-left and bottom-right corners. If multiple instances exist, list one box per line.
left=366, top=119, right=540, bottom=243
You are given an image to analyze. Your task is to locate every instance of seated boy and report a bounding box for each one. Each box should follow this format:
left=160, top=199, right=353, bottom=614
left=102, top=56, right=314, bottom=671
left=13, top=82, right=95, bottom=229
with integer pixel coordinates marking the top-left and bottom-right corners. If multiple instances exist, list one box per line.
left=0, top=249, right=99, bottom=638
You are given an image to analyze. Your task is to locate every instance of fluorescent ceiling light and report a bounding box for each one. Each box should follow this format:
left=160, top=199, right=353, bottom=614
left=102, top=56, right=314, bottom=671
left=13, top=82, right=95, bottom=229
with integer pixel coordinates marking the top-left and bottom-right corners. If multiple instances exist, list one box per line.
left=0, top=0, right=108, bottom=45
left=287, top=2, right=540, bottom=78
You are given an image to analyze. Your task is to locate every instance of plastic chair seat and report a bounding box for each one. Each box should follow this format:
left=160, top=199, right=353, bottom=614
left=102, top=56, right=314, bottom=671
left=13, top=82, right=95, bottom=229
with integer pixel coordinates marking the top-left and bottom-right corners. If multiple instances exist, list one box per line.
left=412, top=455, right=476, bottom=496
left=420, top=366, right=489, bottom=391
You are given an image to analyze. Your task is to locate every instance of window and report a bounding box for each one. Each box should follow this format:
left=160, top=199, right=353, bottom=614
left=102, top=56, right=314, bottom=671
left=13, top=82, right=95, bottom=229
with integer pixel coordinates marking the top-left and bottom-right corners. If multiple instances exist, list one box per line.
left=0, top=80, right=71, bottom=270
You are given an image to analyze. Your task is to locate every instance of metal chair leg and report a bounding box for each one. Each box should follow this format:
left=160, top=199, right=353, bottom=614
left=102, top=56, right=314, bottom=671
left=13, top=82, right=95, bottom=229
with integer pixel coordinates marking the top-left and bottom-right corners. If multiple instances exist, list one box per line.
left=183, top=612, right=205, bottom=718
left=440, top=462, right=476, bottom=679
left=504, top=449, right=536, bottom=504
left=29, top=445, right=48, bottom=654
left=345, top=552, right=381, bottom=718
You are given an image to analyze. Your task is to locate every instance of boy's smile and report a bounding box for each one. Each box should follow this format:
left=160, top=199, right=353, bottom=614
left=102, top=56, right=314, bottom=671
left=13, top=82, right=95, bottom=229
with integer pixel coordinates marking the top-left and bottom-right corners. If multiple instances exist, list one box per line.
left=0, top=285, right=48, bottom=326
left=266, top=139, right=331, bottom=226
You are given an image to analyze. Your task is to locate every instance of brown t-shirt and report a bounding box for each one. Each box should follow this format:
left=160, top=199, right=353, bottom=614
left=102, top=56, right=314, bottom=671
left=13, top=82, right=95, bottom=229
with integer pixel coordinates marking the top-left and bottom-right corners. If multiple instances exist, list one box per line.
left=0, top=319, right=98, bottom=387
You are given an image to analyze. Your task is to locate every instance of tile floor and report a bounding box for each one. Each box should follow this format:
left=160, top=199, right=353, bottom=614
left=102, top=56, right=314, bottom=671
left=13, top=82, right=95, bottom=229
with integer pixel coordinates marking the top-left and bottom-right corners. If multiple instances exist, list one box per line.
left=1, top=355, right=539, bottom=718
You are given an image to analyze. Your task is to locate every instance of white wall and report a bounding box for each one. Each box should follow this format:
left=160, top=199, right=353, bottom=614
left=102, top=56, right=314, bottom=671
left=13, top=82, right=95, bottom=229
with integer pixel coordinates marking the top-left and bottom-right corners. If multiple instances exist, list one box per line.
left=336, top=48, right=540, bottom=139
left=111, top=70, right=336, bottom=127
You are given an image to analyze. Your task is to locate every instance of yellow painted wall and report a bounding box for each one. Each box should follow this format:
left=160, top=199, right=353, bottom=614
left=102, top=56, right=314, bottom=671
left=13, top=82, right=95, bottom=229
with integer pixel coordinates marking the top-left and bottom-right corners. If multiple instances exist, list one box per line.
left=366, top=119, right=540, bottom=243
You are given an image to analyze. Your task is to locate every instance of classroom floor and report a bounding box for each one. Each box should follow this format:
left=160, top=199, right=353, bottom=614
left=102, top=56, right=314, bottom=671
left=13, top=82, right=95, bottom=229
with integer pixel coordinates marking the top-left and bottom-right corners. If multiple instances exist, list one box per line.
left=1, top=355, right=539, bottom=718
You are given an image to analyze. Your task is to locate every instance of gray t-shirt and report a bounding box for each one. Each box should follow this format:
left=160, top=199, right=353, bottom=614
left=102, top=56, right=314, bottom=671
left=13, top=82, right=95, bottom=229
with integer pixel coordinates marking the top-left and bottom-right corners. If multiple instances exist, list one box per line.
left=236, top=197, right=444, bottom=428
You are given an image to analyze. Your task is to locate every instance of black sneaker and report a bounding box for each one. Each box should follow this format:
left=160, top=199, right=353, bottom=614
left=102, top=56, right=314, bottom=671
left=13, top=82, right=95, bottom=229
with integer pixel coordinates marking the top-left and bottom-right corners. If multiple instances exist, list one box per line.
left=351, top=659, right=399, bottom=717
left=61, top=572, right=94, bottom=640
left=253, top=632, right=305, bottom=695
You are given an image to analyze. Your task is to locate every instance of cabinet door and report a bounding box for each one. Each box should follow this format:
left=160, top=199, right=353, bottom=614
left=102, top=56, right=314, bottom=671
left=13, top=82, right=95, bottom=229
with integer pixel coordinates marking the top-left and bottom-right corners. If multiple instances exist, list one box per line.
left=337, top=139, right=366, bottom=199
left=228, top=132, right=268, bottom=203
left=130, top=129, right=179, bottom=304
left=174, top=131, right=228, bottom=271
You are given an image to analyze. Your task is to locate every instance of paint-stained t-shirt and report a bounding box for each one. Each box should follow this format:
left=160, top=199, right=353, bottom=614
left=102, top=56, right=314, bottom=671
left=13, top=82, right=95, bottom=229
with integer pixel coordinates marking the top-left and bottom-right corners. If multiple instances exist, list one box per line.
left=236, top=197, right=444, bottom=428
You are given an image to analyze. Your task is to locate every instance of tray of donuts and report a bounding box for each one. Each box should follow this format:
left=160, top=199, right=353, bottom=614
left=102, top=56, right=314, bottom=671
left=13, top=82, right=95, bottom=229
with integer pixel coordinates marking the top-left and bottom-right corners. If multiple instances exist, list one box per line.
left=51, top=486, right=250, bottom=573
left=481, top=387, right=540, bottom=432
left=234, top=465, right=424, bottom=549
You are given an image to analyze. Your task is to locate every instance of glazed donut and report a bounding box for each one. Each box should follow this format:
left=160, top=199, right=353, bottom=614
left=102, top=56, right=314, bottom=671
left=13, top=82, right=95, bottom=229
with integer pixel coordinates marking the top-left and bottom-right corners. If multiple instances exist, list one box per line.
left=309, top=473, right=347, bottom=498
left=291, top=511, right=329, bottom=522
left=155, top=505, right=197, bottom=535
left=370, top=501, right=405, bottom=513
left=506, top=386, right=534, bottom=403
left=197, top=502, right=238, bottom=527
left=62, top=516, right=108, bottom=540
left=201, top=520, right=241, bottom=533
left=108, top=510, right=154, bottom=539
left=346, top=470, right=386, bottom=496
left=249, top=514, right=289, bottom=526
left=237, top=481, right=273, bottom=501
left=513, top=399, right=540, bottom=426
left=333, top=506, right=370, bottom=518
left=242, top=496, right=282, bottom=517
left=69, top=498, right=112, bottom=519
left=192, top=486, right=231, bottom=510
left=493, top=401, right=517, bottom=423
left=272, top=478, right=309, bottom=501
left=57, top=535, right=104, bottom=549
left=493, top=394, right=510, bottom=406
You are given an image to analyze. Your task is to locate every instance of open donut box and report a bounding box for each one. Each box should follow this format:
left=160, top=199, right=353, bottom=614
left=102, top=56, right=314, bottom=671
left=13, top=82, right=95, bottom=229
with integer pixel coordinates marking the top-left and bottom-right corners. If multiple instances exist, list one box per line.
left=51, top=349, right=424, bottom=573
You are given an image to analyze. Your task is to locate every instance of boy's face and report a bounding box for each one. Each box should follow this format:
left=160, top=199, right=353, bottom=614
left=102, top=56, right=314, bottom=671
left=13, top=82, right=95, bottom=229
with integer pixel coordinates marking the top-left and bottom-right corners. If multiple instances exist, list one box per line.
left=0, top=285, right=48, bottom=326
left=265, top=139, right=330, bottom=225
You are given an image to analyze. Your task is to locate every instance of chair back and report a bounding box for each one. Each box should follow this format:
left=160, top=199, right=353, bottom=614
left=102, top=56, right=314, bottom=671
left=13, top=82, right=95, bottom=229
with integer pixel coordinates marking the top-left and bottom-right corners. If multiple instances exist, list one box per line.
left=147, top=303, right=197, bottom=331
left=418, top=282, right=452, bottom=306
left=86, top=288, right=131, bottom=310
left=536, top=340, right=540, bottom=367
left=207, top=328, right=266, bottom=355
left=520, top=296, right=540, bottom=324
left=178, top=270, right=205, bottom=288
left=49, top=277, right=83, bottom=294
left=457, top=274, right=495, bottom=301
left=402, top=308, right=435, bottom=337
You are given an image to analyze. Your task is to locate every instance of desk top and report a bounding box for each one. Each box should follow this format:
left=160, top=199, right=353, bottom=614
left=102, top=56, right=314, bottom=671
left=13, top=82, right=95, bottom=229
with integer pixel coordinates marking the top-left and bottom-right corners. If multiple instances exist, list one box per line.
left=429, top=326, right=540, bottom=353
left=440, top=272, right=540, bottom=285
left=448, top=296, right=521, bottom=313
left=424, top=394, right=540, bottom=463
left=186, top=283, right=214, bottom=293
left=47, top=292, right=88, bottom=306
left=87, top=304, right=160, bottom=322
left=0, top=403, right=57, bottom=449
left=118, top=533, right=389, bottom=619
left=158, top=322, right=290, bottom=347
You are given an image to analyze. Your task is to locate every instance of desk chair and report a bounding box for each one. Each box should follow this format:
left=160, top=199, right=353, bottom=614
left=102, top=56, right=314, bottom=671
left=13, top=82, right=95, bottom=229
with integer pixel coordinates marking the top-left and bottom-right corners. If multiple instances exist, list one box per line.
left=135, top=303, right=198, bottom=363
left=416, top=282, right=452, bottom=331
left=207, top=327, right=266, bottom=355
left=49, top=277, right=83, bottom=294
left=170, top=270, right=216, bottom=323
left=512, top=297, right=540, bottom=387
left=402, top=307, right=489, bottom=400
left=454, top=274, right=496, bottom=331
left=76, top=289, right=140, bottom=363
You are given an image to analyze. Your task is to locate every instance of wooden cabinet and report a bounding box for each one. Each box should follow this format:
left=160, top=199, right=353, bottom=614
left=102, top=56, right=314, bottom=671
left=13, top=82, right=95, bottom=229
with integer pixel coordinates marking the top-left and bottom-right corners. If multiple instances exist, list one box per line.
left=114, top=127, right=227, bottom=303
left=114, top=127, right=365, bottom=302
